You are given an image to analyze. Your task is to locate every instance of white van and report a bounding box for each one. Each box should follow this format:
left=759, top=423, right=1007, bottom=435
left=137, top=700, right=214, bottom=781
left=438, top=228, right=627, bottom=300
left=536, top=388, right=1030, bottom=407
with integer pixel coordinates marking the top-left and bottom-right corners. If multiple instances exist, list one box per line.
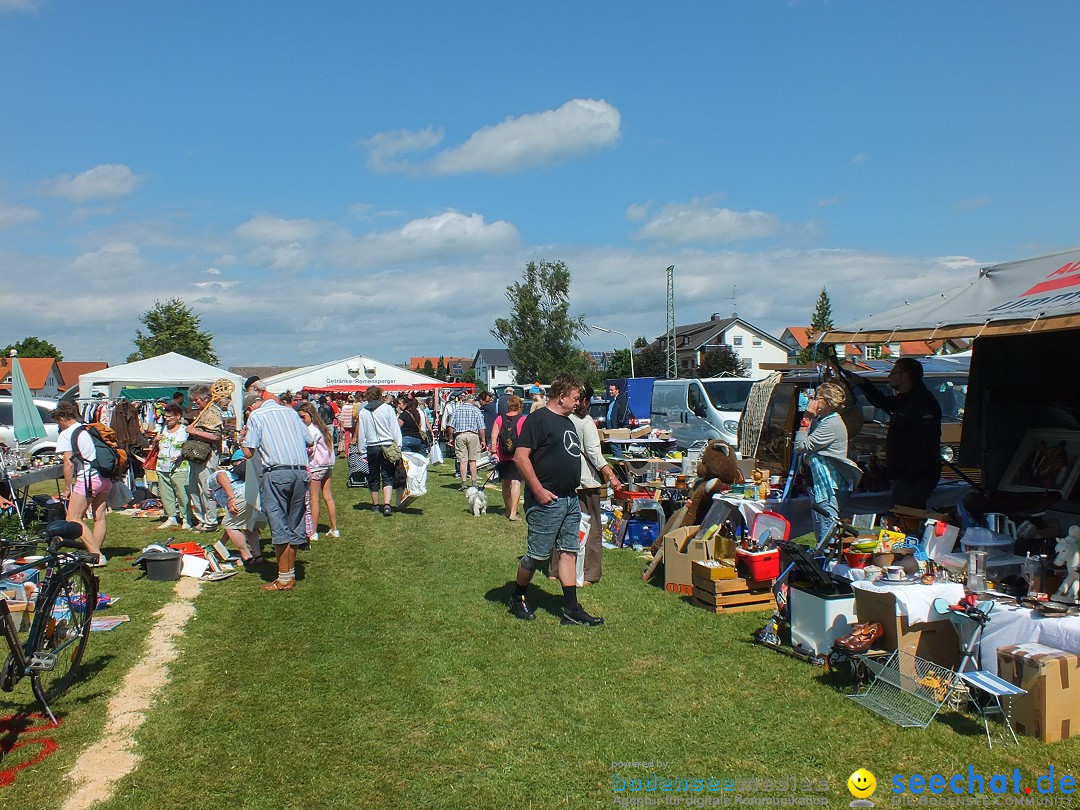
left=650, top=377, right=762, bottom=449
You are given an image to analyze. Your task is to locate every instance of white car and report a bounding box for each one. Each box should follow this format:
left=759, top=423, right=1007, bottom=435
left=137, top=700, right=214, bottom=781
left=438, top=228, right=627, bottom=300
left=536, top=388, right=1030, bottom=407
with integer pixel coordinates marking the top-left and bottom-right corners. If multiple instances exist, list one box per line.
left=0, top=396, right=61, bottom=457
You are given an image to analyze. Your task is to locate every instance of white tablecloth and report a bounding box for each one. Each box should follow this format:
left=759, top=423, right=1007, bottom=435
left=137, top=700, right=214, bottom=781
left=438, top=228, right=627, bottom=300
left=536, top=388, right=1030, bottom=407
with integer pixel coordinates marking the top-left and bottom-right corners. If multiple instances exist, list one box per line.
left=978, top=603, right=1080, bottom=676
left=850, top=579, right=965, bottom=624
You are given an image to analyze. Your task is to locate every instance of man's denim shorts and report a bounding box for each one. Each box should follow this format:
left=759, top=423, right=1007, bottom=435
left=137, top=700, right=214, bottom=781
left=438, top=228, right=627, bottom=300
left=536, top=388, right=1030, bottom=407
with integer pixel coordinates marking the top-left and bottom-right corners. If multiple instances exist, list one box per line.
left=523, top=493, right=581, bottom=561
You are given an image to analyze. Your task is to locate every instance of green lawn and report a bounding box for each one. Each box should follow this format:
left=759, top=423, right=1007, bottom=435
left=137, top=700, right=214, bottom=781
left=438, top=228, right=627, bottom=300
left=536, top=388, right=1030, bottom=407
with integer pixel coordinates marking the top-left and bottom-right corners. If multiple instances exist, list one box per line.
left=3, top=461, right=1078, bottom=808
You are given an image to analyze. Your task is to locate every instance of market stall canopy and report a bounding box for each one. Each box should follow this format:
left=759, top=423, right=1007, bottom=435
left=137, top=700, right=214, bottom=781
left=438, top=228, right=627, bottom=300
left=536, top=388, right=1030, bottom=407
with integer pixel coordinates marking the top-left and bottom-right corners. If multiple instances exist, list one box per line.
left=77, top=353, right=243, bottom=424
left=822, top=247, right=1080, bottom=344
left=261, top=355, right=473, bottom=394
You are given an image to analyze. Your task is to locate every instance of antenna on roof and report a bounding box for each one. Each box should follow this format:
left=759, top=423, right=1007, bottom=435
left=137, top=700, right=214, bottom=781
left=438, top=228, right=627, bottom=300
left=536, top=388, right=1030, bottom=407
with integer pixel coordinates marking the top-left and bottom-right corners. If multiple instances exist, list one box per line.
left=731, top=285, right=738, bottom=318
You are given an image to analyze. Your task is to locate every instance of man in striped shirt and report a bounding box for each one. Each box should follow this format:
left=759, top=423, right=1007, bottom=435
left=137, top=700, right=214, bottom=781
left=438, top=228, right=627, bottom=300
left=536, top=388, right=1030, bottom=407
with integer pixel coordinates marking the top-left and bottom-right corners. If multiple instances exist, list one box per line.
left=449, top=394, right=487, bottom=490
left=242, top=394, right=314, bottom=591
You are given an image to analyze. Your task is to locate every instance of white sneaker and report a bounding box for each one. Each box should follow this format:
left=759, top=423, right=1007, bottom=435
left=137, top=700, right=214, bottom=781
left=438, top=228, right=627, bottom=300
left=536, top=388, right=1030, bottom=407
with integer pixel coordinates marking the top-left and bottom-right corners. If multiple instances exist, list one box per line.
left=326, top=529, right=340, bottom=538
left=90, top=554, right=107, bottom=568
left=157, top=518, right=179, bottom=530
left=309, top=533, right=319, bottom=542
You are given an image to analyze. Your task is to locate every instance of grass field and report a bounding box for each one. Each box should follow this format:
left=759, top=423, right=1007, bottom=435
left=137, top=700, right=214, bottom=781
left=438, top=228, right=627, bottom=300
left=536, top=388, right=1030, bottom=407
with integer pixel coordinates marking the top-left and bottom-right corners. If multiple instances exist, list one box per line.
left=3, top=460, right=1079, bottom=808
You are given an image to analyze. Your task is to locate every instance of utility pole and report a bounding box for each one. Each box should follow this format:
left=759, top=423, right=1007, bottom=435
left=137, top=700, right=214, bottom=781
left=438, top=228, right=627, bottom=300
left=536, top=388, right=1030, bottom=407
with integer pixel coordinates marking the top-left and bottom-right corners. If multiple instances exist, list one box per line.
left=665, top=264, right=677, bottom=379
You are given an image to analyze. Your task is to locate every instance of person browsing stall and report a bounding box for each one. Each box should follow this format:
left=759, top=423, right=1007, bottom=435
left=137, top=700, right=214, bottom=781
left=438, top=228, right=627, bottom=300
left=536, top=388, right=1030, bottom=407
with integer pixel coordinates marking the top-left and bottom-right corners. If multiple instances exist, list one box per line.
left=508, top=374, right=604, bottom=627
left=449, top=394, right=486, bottom=491
left=50, top=401, right=110, bottom=567
left=241, top=393, right=313, bottom=591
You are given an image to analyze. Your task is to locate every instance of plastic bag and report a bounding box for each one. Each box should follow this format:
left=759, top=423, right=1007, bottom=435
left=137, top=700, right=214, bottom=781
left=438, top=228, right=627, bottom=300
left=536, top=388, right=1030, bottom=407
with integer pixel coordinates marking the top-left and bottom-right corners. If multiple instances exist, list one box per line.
left=428, top=441, right=444, bottom=465
left=576, top=513, right=591, bottom=587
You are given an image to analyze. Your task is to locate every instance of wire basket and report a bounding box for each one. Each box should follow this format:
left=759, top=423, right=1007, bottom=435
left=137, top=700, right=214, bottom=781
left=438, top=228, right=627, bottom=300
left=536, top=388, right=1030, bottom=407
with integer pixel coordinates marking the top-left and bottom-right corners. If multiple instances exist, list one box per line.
left=848, top=650, right=960, bottom=728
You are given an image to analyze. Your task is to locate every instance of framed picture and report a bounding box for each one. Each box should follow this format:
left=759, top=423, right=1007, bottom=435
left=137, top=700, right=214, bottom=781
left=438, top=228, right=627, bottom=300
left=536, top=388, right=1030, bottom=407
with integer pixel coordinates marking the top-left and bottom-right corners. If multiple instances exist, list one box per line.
left=999, top=429, right=1080, bottom=496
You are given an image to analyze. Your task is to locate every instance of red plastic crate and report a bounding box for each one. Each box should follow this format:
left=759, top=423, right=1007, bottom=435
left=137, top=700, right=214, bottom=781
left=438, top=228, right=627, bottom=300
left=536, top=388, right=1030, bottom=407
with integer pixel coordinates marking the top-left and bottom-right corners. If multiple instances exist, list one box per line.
left=736, top=547, right=780, bottom=580
left=168, top=542, right=206, bottom=558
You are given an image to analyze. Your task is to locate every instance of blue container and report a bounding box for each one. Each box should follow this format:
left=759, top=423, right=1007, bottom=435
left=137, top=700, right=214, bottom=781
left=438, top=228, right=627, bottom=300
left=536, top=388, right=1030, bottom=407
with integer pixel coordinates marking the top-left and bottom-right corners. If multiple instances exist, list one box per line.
left=624, top=520, right=659, bottom=547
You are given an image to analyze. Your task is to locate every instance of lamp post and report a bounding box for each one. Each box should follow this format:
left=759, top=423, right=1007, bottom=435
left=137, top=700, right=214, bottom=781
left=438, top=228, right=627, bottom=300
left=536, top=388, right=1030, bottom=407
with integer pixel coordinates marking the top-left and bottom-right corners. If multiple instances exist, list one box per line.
left=590, top=324, right=634, bottom=379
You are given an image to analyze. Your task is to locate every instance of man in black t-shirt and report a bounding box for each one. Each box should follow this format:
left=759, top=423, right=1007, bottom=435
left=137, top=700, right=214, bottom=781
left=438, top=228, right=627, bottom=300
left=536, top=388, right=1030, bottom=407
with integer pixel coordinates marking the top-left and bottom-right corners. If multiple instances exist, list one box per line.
left=507, top=374, right=603, bottom=626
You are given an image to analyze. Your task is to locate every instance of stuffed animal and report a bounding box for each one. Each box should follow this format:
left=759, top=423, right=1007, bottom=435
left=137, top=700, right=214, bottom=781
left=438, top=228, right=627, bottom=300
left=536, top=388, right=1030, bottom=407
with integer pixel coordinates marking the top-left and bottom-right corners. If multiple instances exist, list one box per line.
left=683, top=440, right=742, bottom=526
left=1052, top=525, right=1080, bottom=604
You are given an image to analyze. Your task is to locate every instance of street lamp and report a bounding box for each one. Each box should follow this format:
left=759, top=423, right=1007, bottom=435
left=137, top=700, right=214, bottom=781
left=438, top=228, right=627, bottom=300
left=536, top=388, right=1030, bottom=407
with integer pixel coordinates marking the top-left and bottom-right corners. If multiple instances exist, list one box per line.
left=590, top=324, right=634, bottom=379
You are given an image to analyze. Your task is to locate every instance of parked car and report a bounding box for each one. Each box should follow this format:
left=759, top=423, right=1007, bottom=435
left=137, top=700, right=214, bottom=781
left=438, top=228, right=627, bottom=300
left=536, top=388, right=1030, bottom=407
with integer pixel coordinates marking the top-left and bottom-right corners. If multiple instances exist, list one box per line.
left=0, top=396, right=61, bottom=458
left=650, top=376, right=763, bottom=449
left=737, top=357, right=973, bottom=491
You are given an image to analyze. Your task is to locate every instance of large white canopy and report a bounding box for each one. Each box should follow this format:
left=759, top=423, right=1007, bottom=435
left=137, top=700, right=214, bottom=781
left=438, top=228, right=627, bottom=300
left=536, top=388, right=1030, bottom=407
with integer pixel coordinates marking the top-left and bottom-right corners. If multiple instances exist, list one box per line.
left=78, top=352, right=244, bottom=420
left=261, top=355, right=468, bottom=394
left=823, top=247, right=1080, bottom=344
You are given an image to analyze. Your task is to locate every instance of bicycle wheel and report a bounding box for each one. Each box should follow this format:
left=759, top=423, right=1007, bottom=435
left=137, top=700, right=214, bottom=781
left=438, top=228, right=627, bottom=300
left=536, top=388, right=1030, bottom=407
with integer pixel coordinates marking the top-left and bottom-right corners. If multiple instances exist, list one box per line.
left=29, top=565, right=97, bottom=705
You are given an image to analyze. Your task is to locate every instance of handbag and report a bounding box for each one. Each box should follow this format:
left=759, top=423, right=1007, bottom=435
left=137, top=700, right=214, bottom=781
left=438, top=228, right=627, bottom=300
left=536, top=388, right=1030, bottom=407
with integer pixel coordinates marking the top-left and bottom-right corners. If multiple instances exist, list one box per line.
left=142, top=441, right=160, bottom=471
left=181, top=439, right=213, bottom=464
left=382, top=443, right=402, bottom=464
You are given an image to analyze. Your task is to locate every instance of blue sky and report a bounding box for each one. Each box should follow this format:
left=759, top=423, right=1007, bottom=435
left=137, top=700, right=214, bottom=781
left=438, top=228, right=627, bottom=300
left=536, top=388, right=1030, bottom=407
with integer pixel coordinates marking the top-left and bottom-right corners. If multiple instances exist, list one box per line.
left=2, top=1, right=1077, bottom=368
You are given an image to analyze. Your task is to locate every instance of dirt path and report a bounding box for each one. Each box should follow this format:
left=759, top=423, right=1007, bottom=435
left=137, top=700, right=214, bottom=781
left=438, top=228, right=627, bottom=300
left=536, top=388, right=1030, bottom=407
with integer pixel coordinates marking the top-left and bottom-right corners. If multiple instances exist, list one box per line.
left=60, top=576, right=201, bottom=810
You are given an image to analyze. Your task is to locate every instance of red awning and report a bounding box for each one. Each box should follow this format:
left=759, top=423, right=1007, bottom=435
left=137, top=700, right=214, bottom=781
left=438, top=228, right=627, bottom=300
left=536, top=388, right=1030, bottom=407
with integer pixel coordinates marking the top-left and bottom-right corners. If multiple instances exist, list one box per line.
left=299, top=382, right=475, bottom=394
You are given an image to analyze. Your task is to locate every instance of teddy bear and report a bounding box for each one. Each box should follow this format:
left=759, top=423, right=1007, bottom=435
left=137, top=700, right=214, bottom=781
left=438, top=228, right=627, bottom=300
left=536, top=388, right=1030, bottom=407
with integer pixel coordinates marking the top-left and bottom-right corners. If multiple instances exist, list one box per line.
left=683, top=439, right=742, bottom=526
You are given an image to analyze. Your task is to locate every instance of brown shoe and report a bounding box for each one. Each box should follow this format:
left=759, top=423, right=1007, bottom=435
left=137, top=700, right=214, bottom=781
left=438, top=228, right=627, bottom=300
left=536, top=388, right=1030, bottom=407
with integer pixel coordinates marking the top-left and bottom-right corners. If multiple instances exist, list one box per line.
left=259, top=579, right=294, bottom=592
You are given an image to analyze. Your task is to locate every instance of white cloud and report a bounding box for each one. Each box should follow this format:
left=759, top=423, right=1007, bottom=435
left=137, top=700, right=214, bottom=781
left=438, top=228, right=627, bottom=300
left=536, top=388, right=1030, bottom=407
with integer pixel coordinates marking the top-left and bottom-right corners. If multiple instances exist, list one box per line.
left=816, top=196, right=841, bottom=208
left=625, top=202, right=650, bottom=222
left=38, top=164, right=145, bottom=203
left=365, top=99, right=621, bottom=175
left=0, top=200, right=40, bottom=228
left=234, top=215, right=321, bottom=244
left=630, top=197, right=787, bottom=245
left=0, top=0, right=42, bottom=10
left=852, top=153, right=869, bottom=165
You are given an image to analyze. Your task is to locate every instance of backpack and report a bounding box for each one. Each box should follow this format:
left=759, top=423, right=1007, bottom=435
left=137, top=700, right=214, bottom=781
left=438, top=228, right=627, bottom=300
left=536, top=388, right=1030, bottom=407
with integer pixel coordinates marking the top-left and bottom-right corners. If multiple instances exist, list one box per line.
left=498, top=414, right=520, bottom=456
left=71, top=423, right=128, bottom=479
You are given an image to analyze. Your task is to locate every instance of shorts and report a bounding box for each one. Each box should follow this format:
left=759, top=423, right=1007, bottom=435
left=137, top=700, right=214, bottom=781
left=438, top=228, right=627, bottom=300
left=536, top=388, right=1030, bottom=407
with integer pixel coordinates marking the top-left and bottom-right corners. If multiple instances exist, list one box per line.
left=523, top=493, right=581, bottom=561
left=72, top=472, right=112, bottom=498
left=222, top=492, right=266, bottom=531
left=454, top=432, right=482, bottom=462
left=497, top=459, right=521, bottom=481
left=309, top=465, right=333, bottom=482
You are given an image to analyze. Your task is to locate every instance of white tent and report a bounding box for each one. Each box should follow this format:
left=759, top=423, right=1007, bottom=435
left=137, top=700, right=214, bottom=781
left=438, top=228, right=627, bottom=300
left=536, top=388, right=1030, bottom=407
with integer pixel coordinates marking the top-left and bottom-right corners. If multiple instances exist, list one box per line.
left=78, top=352, right=244, bottom=422
left=823, top=247, right=1080, bottom=344
left=261, top=355, right=471, bottom=394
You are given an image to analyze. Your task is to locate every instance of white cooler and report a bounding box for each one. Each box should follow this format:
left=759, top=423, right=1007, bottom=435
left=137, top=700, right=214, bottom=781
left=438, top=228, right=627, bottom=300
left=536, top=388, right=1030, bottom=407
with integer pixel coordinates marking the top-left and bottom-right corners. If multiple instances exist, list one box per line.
left=789, top=583, right=857, bottom=656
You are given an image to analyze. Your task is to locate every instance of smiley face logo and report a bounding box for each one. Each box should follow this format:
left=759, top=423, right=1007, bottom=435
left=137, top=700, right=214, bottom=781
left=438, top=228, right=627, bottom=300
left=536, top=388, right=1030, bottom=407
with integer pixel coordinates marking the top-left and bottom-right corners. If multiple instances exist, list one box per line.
left=847, top=769, right=876, bottom=799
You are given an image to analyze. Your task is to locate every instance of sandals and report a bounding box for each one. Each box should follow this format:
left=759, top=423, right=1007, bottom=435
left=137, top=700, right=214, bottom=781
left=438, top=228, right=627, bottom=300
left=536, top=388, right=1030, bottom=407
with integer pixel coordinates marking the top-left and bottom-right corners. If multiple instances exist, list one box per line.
left=258, top=579, right=294, bottom=592
left=834, top=622, right=884, bottom=652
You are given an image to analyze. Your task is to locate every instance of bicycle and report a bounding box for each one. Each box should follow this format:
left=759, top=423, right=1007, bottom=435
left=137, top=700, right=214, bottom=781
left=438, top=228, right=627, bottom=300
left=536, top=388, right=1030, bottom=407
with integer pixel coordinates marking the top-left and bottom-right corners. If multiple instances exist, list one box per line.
left=0, top=520, right=99, bottom=724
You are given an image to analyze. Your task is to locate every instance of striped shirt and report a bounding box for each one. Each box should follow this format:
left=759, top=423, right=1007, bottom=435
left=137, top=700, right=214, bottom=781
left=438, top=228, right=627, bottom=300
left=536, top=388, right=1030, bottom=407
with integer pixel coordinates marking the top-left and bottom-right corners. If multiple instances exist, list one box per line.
left=243, top=400, right=312, bottom=467
left=449, top=402, right=485, bottom=435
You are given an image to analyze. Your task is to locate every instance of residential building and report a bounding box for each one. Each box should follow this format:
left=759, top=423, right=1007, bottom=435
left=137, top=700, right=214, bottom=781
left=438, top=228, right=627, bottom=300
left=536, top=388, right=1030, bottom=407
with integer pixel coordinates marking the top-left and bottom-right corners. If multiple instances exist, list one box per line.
left=0, top=357, right=65, bottom=397
left=653, top=314, right=788, bottom=376
left=408, top=356, right=472, bottom=382
left=780, top=327, right=969, bottom=363
left=56, top=361, right=108, bottom=393
left=472, top=348, right=516, bottom=389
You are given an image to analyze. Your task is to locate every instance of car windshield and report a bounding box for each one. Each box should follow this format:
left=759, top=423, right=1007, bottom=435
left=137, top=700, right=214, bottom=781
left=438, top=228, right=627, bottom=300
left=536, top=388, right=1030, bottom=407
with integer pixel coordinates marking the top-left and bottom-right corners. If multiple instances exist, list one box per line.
left=862, top=375, right=967, bottom=423
left=701, top=380, right=755, bottom=411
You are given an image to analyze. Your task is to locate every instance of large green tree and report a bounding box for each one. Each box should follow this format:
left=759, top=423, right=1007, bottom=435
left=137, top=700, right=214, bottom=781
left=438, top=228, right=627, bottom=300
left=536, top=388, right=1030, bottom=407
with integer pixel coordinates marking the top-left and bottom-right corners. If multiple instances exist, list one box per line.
left=3, top=336, right=63, bottom=360
left=491, top=259, right=588, bottom=383
left=422, top=359, right=435, bottom=378
left=796, top=286, right=835, bottom=365
left=695, top=345, right=749, bottom=378
left=605, top=348, right=633, bottom=380
left=128, top=298, right=218, bottom=364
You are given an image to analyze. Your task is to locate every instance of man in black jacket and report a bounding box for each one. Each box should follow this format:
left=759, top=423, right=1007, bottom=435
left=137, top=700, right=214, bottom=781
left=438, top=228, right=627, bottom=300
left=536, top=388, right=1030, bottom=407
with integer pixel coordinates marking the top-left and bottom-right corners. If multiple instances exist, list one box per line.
left=847, top=358, right=941, bottom=510
left=606, top=381, right=632, bottom=428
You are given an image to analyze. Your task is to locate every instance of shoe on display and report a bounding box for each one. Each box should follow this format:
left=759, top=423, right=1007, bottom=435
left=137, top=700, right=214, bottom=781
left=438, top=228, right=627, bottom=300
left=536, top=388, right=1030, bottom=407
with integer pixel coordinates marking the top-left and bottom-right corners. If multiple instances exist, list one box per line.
left=561, top=605, right=604, bottom=626
left=507, top=594, right=535, bottom=621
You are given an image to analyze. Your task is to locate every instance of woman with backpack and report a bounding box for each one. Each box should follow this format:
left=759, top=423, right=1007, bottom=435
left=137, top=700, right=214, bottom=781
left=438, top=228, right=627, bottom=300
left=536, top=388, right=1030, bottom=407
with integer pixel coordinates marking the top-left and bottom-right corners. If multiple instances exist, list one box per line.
left=489, top=395, right=527, bottom=521
left=50, top=401, right=110, bottom=567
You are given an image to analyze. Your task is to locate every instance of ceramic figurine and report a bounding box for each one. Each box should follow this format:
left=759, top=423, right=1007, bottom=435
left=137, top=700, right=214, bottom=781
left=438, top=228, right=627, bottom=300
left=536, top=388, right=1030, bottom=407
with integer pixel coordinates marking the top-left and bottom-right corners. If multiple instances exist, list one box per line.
left=1051, top=525, right=1080, bottom=604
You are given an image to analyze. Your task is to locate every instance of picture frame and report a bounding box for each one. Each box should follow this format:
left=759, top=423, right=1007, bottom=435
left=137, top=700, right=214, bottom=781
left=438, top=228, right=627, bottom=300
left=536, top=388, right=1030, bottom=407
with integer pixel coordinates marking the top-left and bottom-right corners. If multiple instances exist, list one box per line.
left=999, top=428, right=1080, bottom=497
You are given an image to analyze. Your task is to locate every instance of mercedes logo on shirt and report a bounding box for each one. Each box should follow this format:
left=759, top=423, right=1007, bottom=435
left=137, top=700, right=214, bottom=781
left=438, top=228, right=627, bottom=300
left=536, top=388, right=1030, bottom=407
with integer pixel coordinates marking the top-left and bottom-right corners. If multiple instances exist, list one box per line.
left=564, top=430, right=581, bottom=457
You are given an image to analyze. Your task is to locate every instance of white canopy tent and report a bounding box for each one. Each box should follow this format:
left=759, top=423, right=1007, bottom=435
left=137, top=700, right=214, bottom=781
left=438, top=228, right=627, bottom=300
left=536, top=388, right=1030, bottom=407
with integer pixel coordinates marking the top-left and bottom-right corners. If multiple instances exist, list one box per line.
left=77, top=352, right=244, bottom=423
left=261, top=355, right=472, bottom=394
left=822, top=247, right=1080, bottom=344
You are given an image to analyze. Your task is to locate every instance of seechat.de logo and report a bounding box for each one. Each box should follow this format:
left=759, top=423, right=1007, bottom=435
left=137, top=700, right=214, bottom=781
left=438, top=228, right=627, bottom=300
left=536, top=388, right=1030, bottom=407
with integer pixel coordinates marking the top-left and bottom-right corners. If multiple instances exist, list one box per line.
left=848, top=768, right=877, bottom=807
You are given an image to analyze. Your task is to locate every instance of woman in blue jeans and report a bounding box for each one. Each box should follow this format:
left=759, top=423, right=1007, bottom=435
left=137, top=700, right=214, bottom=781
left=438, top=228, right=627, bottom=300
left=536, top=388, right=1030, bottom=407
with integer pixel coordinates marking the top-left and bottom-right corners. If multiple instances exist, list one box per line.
left=794, top=381, right=863, bottom=546
left=396, top=396, right=426, bottom=455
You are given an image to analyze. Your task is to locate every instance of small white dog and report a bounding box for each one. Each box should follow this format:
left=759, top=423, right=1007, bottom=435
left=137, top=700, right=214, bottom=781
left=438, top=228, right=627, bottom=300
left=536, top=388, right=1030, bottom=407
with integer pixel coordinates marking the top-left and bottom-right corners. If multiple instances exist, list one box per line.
left=466, top=486, right=488, bottom=517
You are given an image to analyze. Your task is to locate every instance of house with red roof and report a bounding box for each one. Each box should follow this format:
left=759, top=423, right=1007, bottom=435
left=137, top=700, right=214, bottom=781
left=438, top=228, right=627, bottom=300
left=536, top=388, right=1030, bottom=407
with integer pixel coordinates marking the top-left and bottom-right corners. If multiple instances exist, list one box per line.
left=0, top=357, right=65, bottom=397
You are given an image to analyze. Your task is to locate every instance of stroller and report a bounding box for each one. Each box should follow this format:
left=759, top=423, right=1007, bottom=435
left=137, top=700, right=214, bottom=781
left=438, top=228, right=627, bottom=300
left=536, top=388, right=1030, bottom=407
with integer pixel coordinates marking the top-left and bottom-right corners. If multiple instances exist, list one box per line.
left=346, top=444, right=369, bottom=489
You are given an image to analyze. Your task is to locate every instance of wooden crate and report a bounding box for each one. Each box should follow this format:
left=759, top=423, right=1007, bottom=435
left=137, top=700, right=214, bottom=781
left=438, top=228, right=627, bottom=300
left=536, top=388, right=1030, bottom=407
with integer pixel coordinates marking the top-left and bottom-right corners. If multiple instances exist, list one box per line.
left=692, top=576, right=776, bottom=614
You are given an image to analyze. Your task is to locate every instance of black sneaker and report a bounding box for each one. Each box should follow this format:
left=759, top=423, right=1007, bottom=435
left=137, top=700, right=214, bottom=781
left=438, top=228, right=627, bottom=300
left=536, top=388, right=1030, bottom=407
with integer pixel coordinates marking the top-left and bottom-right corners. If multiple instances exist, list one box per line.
left=507, top=594, right=535, bottom=621
left=382, top=505, right=393, bottom=517
left=561, top=605, right=604, bottom=626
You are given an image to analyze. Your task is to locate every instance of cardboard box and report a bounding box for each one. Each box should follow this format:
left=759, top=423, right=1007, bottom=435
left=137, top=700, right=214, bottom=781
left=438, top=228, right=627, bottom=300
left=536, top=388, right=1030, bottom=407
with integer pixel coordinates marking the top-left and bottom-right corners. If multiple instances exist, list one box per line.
left=852, top=588, right=960, bottom=670
left=663, top=525, right=711, bottom=595
left=691, top=559, right=738, bottom=582
left=630, top=426, right=652, bottom=439
left=600, top=428, right=632, bottom=440
left=996, top=644, right=1080, bottom=743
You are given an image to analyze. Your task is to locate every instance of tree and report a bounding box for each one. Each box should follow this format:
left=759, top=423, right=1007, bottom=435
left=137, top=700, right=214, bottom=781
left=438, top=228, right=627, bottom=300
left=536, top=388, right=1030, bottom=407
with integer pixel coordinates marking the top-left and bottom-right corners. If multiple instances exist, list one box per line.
left=435, top=357, right=447, bottom=381
left=634, top=341, right=667, bottom=379
left=796, top=287, right=835, bottom=365
left=128, top=298, right=218, bottom=365
left=606, top=348, right=633, bottom=380
left=461, top=367, right=485, bottom=394
left=491, top=259, right=589, bottom=383
left=3, top=336, right=63, bottom=360
left=422, top=359, right=435, bottom=378
left=695, top=345, right=749, bottom=378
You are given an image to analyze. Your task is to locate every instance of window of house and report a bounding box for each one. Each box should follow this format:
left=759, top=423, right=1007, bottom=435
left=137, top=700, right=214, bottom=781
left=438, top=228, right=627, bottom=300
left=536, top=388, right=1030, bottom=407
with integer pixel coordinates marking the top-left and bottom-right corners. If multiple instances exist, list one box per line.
left=733, top=336, right=743, bottom=347
left=865, top=345, right=881, bottom=360
left=752, top=339, right=762, bottom=347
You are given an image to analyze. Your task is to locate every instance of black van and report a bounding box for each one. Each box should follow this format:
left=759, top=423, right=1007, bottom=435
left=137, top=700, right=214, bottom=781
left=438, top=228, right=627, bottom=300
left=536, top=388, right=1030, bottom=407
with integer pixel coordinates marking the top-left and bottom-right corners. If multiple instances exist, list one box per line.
left=737, top=357, right=973, bottom=492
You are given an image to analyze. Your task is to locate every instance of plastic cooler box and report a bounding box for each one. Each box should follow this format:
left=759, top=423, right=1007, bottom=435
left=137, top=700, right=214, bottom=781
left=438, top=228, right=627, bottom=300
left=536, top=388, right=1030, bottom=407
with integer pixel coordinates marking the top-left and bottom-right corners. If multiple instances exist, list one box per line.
left=736, top=548, right=780, bottom=580
left=624, top=520, right=659, bottom=547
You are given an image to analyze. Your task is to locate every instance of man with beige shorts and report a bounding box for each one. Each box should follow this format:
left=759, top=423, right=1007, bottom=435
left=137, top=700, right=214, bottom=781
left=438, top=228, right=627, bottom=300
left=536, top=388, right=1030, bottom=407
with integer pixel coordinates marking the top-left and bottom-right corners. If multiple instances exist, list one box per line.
left=448, top=394, right=486, bottom=490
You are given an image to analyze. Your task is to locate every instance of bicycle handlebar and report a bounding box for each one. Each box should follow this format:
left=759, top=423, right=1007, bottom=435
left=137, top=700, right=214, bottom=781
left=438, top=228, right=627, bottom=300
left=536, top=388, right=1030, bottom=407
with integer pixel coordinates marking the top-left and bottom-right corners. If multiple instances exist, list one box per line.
left=809, top=503, right=861, bottom=538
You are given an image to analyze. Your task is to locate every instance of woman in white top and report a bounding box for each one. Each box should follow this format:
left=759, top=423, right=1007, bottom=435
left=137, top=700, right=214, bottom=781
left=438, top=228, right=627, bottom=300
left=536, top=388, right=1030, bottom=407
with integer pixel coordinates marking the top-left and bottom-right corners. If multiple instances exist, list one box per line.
left=50, top=401, right=110, bottom=566
left=356, top=386, right=403, bottom=516
left=298, top=402, right=339, bottom=539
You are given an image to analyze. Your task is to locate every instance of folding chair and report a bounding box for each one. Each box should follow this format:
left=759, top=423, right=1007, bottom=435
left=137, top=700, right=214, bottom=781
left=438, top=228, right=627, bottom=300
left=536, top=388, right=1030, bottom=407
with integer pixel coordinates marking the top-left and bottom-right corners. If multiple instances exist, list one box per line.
left=957, top=670, right=1027, bottom=748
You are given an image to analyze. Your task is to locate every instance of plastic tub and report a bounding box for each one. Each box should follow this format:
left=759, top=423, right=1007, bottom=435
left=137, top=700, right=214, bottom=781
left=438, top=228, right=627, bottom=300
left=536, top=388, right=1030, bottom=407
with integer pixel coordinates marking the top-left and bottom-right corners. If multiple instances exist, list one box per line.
left=843, top=551, right=872, bottom=569
left=144, top=550, right=183, bottom=581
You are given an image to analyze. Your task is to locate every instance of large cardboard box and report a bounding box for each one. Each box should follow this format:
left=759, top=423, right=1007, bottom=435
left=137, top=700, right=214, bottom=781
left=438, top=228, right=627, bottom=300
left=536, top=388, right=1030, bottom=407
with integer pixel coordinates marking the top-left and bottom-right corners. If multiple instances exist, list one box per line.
left=663, top=525, right=711, bottom=596
left=996, top=643, right=1080, bottom=743
left=600, top=428, right=632, bottom=440
left=852, top=588, right=960, bottom=670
